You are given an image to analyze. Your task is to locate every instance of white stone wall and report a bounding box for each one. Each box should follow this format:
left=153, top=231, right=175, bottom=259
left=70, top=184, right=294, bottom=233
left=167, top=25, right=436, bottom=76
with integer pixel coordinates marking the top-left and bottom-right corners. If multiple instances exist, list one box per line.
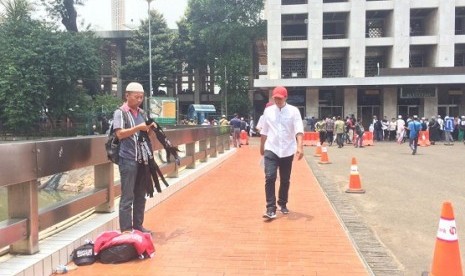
left=263, top=0, right=462, bottom=81
left=258, top=0, right=465, bottom=118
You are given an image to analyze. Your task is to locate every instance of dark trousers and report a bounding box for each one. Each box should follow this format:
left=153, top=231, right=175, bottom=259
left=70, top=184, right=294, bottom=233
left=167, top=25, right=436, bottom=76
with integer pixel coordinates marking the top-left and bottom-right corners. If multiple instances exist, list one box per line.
left=233, top=128, right=240, bottom=147
left=118, top=157, right=147, bottom=232
left=319, top=131, right=326, bottom=145
left=389, top=130, right=396, bottom=141
left=336, top=133, right=344, bottom=147
left=264, top=150, right=293, bottom=211
left=375, top=129, right=383, bottom=141
left=326, top=131, right=334, bottom=145
left=409, top=136, right=418, bottom=154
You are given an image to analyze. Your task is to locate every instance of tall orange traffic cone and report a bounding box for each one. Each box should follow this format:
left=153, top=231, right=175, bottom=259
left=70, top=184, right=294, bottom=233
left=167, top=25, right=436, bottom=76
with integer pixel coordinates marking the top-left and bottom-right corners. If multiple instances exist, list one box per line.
left=318, top=147, right=331, bottom=164
left=345, top=157, right=365, bottom=193
left=314, top=142, right=322, bottom=157
left=418, top=131, right=431, bottom=147
left=428, top=201, right=463, bottom=276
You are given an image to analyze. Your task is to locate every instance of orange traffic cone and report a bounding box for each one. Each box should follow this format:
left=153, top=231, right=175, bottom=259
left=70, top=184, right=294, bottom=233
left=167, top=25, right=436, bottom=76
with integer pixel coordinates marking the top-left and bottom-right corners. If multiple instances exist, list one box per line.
left=418, top=131, right=431, bottom=147
left=318, top=147, right=331, bottom=164
left=240, top=130, right=248, bottom=145
left=314, top=142, right=322, bottom=157
left=428, top=201, right=463, bottom=276
left=345, top=157, right=365, bottom=193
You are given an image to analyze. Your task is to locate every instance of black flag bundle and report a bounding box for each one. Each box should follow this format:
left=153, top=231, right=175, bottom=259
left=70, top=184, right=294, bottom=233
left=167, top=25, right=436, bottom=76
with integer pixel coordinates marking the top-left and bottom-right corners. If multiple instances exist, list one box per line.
left=135, top=120, right=181, bottom=196
left=136, top=132, right=168, bottom=196
left=146, top=119, right=181, bottom=165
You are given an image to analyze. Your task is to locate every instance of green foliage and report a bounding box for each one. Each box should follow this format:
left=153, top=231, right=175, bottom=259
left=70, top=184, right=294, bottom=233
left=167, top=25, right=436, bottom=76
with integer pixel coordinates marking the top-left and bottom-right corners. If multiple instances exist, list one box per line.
left=177, top=0, right=265, bottom=115
left=40, top=0, right=85, bottom=32
left=92, top=94, right=124, bottom=118
left=0, top=0, right=102, bottom=136
left=121, top=10, right=177, bottom=94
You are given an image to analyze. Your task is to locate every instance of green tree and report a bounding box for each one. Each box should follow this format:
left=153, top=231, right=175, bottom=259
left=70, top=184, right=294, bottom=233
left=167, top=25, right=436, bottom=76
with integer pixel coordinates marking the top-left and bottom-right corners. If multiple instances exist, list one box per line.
left=40, top=0, right=85, bottom=32
left=121, top=10, right=177, bottom=94
left=178, top=0, right=265, bottom=115
left=0, top=0, right=102, bottom=135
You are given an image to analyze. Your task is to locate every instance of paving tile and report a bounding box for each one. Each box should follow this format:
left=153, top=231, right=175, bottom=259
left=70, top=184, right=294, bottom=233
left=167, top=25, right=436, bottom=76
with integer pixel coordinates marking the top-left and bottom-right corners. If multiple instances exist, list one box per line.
left=65, top=138, right=368, bottom=275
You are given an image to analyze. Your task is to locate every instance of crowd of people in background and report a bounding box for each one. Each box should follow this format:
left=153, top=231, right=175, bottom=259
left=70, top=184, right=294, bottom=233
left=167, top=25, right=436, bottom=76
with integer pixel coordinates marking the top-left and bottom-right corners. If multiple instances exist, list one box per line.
left=177, top=112, right=465, bottom=148
left=305, top=114, right=465, bottom=147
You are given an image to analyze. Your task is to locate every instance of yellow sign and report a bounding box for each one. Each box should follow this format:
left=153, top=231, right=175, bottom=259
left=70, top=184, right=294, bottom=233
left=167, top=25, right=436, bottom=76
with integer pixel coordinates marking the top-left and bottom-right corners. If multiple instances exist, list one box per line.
left=150, top=97, right=176, bottom=119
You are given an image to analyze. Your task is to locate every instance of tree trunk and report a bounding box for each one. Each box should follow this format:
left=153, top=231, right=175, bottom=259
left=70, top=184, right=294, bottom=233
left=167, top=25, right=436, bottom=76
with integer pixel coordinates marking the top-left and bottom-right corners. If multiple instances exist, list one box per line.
left=61, top=0, right=78, bottom=32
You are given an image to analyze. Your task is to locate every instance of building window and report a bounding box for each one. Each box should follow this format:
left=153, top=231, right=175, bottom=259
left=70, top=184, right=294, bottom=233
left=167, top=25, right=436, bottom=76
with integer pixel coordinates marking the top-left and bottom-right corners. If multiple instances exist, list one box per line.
left=322, top=58, right=345, bottom=78
left=410, top=19, right=424, bottom=36
left=323, top=0, right=347, bottom=3
left=365, top=56, right=384, bottom=77
left=409, top=54, right=425, bottom=68
left=323, top=13, right=348, bottom=39
left=282, top=14, right=308, bottom=41
left=455, top=52, right=465, bottom=67
left=282, top=59, right=307, bottom=78
left=456, top=8, right=465, bottom=35
left=282, top=0, right=307, bottom=4
left=410, top=9, right=436, bottom=36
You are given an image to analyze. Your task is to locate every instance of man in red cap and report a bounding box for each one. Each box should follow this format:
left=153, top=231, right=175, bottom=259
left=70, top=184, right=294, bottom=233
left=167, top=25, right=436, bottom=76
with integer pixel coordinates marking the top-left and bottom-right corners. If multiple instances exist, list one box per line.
left=259, top=86, right=304, bottom=219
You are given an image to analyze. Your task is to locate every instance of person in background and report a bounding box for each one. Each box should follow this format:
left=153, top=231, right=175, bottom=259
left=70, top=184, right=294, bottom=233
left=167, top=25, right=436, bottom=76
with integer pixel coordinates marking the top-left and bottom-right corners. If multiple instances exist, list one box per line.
left=92, top=125, right=99, bottom=135
left=420, top=117, right=428, bottom=131
left=444, top=116, right=454, bottom=145
left=260, top=86, right=303, bottom=220
left=388, top=118, right=397, bottom=141
left=334, top=116, right=345, bottom=148
left=256, top=102, right=274, bottom=134
left=315, top=118, right=326, bottom=145
left=345, top=116, right=354, bottom=144
left=306, top=116, right=315, bottom=132
left=219, top=115, right=229, bottom=126
left=458, top=115, right=465, bottom=142
left=354, top=118, right=364, bottom=148
left=428, top=117, right=440, bottom=145
left=437, top=115, right=444, bottom=141
left=407, top=115, right=421, bottom=155
left=396, top=115, right=405, bottom=143
left=240, top=117, right=248, bottom=133
left=325, top=116, right=334, bottom=146
left=373, top=116, right=383, bottom=142
left=249, top=118, right=256, bottom=136
left=230, top=113, right=241, bottom=148
left=453, top=116, right=460, bottom=141
left=381, top=116, right=389, bottom=141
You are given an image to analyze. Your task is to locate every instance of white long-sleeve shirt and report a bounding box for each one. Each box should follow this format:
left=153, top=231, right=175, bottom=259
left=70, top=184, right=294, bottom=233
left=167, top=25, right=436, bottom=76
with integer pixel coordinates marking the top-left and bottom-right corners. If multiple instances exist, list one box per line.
left=260, top=103, right=304, bottom=158
left=396, top=119, right=405, bottom=133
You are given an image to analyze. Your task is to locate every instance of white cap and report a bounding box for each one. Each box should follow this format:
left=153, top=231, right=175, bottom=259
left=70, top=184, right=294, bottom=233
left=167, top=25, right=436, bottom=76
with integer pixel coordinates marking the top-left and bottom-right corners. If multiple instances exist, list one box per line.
left=126, top=82, right=144, bottom=93
left=398, top=115, right=402, bottom=119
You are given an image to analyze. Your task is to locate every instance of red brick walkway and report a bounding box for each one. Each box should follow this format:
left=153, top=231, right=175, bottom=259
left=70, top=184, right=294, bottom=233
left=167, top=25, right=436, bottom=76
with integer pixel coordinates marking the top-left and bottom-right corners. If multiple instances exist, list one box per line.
left=67, top=139, right=369, bottom=275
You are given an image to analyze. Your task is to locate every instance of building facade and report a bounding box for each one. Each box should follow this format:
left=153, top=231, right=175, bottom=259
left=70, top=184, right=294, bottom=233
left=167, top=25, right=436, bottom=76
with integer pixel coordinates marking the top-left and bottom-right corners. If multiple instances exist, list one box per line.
left=253, top=0, right=465, bottom=126
left=111, top=0, right=125, bottom=30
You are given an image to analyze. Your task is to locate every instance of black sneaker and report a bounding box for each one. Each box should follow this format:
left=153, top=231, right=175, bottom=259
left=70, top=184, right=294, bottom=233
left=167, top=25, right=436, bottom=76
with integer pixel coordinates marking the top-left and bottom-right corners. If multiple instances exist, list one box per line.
left=279, top=205, right=289, bottom=214
left=262, top=210, right=276, bottom=219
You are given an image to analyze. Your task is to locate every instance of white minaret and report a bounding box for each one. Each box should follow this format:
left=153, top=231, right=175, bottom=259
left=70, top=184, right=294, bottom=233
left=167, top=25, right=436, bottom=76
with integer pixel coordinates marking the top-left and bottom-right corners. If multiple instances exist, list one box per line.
left=111, top=0, right=125, bottom=30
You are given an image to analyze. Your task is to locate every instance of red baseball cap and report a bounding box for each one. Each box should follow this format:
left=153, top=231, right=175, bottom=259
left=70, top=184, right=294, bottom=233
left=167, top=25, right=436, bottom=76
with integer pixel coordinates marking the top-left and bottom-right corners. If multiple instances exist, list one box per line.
left=272, top=86, right=288, bottom=99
